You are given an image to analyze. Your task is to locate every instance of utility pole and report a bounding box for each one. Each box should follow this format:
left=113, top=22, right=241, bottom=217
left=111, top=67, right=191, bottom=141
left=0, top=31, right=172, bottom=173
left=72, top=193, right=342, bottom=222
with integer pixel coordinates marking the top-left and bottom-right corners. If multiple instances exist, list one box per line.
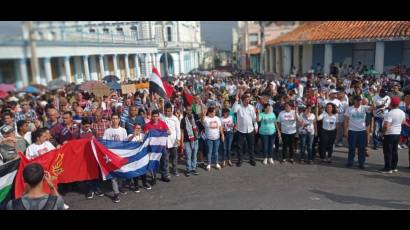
left=26, top=21, right=40, bottom=84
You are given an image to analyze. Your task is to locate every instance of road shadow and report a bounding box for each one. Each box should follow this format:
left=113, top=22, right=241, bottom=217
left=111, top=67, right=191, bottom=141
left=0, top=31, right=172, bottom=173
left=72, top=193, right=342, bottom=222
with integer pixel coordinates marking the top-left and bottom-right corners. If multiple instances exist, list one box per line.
left=310, top=189, right=410, bottom=210
left=361, top=174, right=410, bottom=187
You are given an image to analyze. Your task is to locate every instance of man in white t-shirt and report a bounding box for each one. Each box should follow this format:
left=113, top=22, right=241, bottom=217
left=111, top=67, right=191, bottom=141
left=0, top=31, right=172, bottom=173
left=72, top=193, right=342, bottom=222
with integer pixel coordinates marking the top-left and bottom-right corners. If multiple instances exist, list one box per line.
left=344, top=96, right=371, bottom=169
left=160, top=104, right=181, bottom=177
left=103, top=114, right=128, bottom=203
left=372, top=88, right=390, bottom=150
left=379, top=97, right=405, bottom=174
left=335, top=90, right=349, bottom=147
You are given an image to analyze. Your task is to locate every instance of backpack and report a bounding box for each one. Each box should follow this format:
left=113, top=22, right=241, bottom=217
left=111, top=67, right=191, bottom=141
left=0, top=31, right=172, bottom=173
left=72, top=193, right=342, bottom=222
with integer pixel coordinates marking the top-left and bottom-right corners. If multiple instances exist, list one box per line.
left=11, top=195, right=58, bottom=210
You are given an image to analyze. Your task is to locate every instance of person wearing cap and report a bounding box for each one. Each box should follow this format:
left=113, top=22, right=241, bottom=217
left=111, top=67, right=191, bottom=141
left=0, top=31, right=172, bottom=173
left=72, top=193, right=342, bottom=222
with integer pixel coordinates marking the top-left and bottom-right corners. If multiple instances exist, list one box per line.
left=372, top=88, right=390, bottom=150
left=0, top=125, right=26, bottom=165
left=378, top=96, right=405, bottom=174
left=344, top=96, right=372, bottom=169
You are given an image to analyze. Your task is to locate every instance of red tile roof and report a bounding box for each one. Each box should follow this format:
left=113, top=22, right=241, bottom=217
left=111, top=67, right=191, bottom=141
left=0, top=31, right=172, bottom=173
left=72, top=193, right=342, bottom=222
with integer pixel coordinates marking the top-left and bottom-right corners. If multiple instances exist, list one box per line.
left=266, top=21, right=410, bottom=46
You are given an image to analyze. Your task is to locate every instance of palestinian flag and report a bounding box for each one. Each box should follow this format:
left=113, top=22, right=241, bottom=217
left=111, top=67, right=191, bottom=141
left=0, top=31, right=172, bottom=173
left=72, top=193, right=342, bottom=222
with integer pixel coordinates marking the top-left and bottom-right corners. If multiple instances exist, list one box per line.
left=0, top=158, right=20, bottom=203
left=149, top=67, right=174, bottom=99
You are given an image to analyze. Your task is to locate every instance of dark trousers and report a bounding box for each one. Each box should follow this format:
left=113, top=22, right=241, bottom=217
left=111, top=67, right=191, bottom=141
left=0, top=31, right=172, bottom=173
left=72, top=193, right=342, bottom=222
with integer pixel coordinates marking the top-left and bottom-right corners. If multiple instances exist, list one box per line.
left=347, top=130, right=367, bottom=166
left=167, top=147, right=178, bottom=174
left=132, top=174, right=148, bottom=187
left=281, top=133, right=295, bottom=160
left=261, top=133, right=276, bottom=158
left=320, top=129, right=336, bottom=159
left=383, top=135, right=400, bottom=170
left=237, top=131, right=255, bottom=162
left=159, top=148, right=170, bottom=178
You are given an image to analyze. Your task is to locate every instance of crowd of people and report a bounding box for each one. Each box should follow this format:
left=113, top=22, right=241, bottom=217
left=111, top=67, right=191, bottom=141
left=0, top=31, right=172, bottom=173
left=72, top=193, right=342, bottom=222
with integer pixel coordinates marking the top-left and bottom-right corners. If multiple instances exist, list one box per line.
left=1, top=62, right=409, bottom=209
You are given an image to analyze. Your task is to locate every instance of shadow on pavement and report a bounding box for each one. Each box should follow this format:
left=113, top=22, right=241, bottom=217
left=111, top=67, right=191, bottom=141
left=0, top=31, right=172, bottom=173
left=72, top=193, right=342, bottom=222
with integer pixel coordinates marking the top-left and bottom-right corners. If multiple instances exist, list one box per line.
left=310, top=189, right=410, bottom=210
left=361, top=174, right=410, bottom=187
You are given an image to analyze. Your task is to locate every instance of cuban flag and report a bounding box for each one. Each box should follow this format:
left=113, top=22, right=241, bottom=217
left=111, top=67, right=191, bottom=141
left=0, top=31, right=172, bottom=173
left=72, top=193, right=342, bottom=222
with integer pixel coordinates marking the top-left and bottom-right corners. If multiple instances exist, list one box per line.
left=149, top=66, right=175, bottom=99
left=91, top=129, right=168, bottom=180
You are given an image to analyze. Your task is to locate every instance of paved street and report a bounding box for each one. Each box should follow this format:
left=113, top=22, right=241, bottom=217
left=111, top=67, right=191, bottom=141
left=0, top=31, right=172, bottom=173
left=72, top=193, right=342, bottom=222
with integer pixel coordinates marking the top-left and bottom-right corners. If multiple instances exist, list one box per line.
left=64, top=147, right=410, bottom=210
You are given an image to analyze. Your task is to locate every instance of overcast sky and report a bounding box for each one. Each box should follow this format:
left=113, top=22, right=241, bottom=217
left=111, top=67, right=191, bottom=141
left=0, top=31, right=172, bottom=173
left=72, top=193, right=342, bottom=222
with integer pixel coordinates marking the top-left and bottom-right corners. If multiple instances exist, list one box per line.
left=201, top=21, right=237, bottom=51
left=0, top=21, right=23, bottom=36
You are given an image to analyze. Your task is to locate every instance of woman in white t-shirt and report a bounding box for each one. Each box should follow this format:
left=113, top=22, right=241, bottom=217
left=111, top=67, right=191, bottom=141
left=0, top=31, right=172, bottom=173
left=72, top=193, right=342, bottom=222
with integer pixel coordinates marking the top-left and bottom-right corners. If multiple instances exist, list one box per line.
left=317, top=103, right=338, bottom=163
left=380, top=97, right=406, bottom=173
left=297, top=105, right=316, bottom=163
left=277, top=102, right=297, bottom=164
left=201, top=107, right=224, bottom=171
left=26, top=128, right=56, bottom=160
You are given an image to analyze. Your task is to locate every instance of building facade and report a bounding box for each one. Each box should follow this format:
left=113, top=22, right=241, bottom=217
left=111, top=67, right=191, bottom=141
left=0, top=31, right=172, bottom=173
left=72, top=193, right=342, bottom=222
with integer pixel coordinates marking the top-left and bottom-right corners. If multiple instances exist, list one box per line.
left=265, top=21, right=410, bottom=76
left=235, top=21, right=298, bottom=73
left=0, top=21, right=203, bottom=88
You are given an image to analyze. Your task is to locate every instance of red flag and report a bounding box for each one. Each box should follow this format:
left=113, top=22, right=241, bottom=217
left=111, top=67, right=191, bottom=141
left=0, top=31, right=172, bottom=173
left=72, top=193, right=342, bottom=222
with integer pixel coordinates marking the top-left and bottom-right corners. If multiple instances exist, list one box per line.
left=183, top=90, right=194, bottom=106
left=162, top=80, right=175, bottom=98
left=14, top=139, right=100, bottom=198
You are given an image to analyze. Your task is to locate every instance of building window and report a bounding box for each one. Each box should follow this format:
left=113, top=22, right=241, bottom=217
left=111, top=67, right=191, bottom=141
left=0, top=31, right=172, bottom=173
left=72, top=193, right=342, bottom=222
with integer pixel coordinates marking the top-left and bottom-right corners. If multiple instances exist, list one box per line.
left=166, top=26, right=172, bottom=42
left=103, top=28, right=109, bottom=34
left=116, top=27, right=124, bottom=35
left=89, top=28, right=96, bottom=33
left=130, top=25, right=138, bottom=40
left=249, top=33, right=258, bottom=46
left=155, top=25, right=163, bottom=42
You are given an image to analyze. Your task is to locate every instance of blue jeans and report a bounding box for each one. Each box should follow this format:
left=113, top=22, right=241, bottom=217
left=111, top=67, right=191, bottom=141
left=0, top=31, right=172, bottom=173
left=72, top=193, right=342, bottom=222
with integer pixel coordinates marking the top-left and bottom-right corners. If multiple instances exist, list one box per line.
left=184, top=140, right=198, bottom=172
left=373, top=117, right=383, bottom=148
left=260, top=133, right=275, bottom=158
left=347, top=130, right=367, bottom=166
left=206, top=139, right=220, bottom=165
left=299, top=133, right=314, bottom=160
left=222, top=131, right=234, bottom=160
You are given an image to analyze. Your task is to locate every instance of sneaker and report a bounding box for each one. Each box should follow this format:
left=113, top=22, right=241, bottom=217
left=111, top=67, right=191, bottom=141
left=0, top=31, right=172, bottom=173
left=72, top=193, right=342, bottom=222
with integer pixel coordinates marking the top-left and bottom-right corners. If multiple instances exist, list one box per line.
left=222, top=160, right=227, bottom=167
left=95, top=190, right=104, bottom=197
left=250, top=160, right=256, bottom=166
left=151, top=177, right=157, bottom=186
left=86, top=191, right=94, bottom=199
left=393, top=169, right=399, bottom=173
left=191, top=170, right=199, bottom=175
left=215, top=164, right=221, bottom=170
left=262, top=158, right=268, bottom=165
left=113, top=194, right=120, bottom=203
left=280, top=159, right=286, bottom=164
left=227, top=160, right=233, bottom=167
left=289, top=159, right=294, bottom=164
left=142, top=184, right=152, bottom=190
left=161, top=177, right=171, bottom=182
left=185, top=171, right=190, bottom=177
left=327, top=158, right=332, bottom=163
left=401, top=144, right=408, bottom=149
left=172, top=171, right=180, bottom=177
left=268, top=158, right=274, bottom=165
left=379, top=169, right=393, bottom=174
left=119, top=189, right=128, bottom=195
left=398, top=144, right=403, bottom=150
left=64, top=203, right=70, bottom=210
left=206, top=164, right=211, bottom=171
left=132, top=186, right=140, bottom=193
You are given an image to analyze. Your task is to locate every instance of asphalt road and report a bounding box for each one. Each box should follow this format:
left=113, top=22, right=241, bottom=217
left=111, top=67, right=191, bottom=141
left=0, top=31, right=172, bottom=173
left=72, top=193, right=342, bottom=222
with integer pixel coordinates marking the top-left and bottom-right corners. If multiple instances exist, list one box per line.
left=63, top=146, right=410, bottom=210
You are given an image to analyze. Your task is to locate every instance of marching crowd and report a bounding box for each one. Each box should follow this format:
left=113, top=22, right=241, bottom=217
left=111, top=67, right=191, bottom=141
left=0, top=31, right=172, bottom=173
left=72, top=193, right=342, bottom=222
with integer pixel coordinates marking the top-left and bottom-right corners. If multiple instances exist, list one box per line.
left=1, top=62, right=410, bottom=209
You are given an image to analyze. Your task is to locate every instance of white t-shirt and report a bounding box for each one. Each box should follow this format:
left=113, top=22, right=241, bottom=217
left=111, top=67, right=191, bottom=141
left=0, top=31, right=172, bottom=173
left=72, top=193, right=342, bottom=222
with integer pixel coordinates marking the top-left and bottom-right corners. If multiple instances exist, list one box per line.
left=383, top=108, right=405, bottom=135
left=203, top=116, right=222, bottom=140
left=161, top=115, right=181, bottom=148
left=103, top=127, right=128, bottom=141
left=278, top=110, right=297, bottom=134
left=298, top=113, right=316, bottom=135
left=337, top=100, right=349, bottom=123
left=220, top=116, right=234, bottom=132
left=372, top=95, right=390, bottom=118
left=26, top=141, right=56, bottom=160
left=344, top=105, right=370, bottom=131
left=318, top=112, right=337, bottom=131
left=128, top=133, right=145, bottom=143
